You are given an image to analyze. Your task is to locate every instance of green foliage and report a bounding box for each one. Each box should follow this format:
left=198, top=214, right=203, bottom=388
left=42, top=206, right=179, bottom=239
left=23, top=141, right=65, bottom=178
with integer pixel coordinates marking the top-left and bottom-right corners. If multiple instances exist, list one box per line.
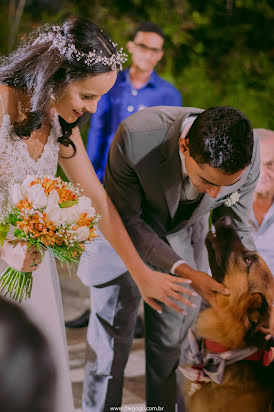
left=49, top=244, right=81, bottom=266
left=59, top=200, right=78, bottom=208
left=0, top=267, right=33, bottom=302
left=8, top=210, right=21, bottom=226
left=0, top=223, right=10, bottom=247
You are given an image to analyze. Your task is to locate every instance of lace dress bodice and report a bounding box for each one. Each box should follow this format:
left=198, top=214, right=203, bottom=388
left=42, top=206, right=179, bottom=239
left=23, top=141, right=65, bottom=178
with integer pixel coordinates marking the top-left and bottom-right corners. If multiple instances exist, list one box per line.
left=0, top=112, right=61, bottom=216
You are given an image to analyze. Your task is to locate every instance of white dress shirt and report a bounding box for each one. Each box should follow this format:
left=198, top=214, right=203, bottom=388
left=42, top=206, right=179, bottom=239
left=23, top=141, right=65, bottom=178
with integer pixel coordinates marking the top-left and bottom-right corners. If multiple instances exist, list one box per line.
left=170, top=115, right=198, bottom=274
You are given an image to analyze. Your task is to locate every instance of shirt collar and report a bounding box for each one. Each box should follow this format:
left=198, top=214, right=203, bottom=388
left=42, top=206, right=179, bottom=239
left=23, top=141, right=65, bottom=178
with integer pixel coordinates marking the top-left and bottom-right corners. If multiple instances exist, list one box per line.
left=123, top=68, right=157, bottom=88
left=179, top=115, right=197, bottom=181
left=250, top=200, right=274, bottom=229
left=179, top=150, right=188, bottom=181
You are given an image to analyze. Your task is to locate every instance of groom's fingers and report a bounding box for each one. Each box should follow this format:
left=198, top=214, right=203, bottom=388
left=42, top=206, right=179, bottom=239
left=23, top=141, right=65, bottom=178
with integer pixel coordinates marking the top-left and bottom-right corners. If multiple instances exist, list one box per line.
left=212, top=281, right=230, bottom=295
left=171, top=276, right=192, bottom=285
left=167, top=290, right=197, bottom=308
left=171, top=283, right=198, bottom=297
left=164, top=297, right=185, bottom=314
left=145, top=297, right=162, bottom=312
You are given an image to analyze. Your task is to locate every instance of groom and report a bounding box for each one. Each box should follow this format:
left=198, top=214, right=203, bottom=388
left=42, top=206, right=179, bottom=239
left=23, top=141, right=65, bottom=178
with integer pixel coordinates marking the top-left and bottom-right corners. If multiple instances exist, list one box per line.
left=82, top=106, right=259, bottom=411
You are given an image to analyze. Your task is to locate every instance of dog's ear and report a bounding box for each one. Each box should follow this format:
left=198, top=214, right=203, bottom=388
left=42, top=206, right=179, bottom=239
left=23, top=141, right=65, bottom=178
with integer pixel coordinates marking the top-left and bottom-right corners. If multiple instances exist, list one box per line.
left=243, top=293, right=269, bottom=345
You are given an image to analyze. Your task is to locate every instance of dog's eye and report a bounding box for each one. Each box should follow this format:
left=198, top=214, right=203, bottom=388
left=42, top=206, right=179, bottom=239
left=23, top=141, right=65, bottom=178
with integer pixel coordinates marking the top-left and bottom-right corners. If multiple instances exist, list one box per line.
left=243, top=256, right=252, bottom=265
left=243, top=254, right=257, bottom=269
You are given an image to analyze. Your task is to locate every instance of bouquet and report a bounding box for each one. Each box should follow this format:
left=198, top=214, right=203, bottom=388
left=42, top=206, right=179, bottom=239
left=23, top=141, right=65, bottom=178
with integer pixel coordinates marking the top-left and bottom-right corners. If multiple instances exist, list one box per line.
left=0, top=175, right=100, bottom=302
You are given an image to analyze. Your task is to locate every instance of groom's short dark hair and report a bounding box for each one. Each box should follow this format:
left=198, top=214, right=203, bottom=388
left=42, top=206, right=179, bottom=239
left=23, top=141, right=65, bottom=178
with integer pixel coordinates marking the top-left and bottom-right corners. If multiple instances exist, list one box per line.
left=187, top=106, right=254, bottom=174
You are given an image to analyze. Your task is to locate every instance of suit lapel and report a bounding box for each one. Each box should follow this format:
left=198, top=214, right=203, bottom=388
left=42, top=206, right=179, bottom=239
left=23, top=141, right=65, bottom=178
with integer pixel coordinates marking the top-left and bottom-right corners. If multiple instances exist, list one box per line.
left=160, top=150, right=182, bottom=219
left=159, top=116, right=185, bottom=219
left=159, top=109, right=205, bottom=220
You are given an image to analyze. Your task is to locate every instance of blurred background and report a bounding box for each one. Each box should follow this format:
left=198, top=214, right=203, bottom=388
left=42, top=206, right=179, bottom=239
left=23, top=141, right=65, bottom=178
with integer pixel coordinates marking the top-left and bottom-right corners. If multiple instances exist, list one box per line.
left=0, top=0, right=273, bottom=135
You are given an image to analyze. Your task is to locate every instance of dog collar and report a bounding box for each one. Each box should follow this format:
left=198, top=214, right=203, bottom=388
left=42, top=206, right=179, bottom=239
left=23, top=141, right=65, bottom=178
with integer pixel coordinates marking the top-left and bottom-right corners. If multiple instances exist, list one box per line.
left=179, top=328, right=273, bottom=391
left=205, top=338, right=274, bottom=366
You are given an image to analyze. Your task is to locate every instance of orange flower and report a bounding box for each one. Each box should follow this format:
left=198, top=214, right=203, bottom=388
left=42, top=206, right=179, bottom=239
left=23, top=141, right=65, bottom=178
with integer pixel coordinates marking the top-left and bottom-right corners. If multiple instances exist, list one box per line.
left=88, top=228, right=98, bottom=241
left=16, top=210, right=61, bottom=247
left=76, top=212, right=93, bottom=228
left=16, top=199, right=33, bottom=210
left=57, top=184, right=77, bottom=203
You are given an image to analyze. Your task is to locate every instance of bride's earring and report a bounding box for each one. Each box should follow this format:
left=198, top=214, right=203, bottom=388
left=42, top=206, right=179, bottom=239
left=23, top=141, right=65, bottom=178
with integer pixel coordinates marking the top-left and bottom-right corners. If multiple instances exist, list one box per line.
left=50, top=94, right=56, bottom=101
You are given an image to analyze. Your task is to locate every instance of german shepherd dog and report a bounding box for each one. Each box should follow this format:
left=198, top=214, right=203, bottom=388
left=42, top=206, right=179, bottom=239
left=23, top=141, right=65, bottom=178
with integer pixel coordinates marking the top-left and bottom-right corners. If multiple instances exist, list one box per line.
left=183, top=216, right=274, bottom=412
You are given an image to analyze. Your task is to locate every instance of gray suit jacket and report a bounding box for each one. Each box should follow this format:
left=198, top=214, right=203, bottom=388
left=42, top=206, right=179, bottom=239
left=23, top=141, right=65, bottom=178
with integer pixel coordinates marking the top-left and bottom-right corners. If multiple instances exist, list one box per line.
left=104, top=106, right=260, bottom=274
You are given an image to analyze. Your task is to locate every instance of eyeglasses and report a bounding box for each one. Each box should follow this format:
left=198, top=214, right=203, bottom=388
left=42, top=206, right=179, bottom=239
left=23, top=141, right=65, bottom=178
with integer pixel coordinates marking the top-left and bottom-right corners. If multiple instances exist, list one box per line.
left=133, top=42, right=163, bottom=55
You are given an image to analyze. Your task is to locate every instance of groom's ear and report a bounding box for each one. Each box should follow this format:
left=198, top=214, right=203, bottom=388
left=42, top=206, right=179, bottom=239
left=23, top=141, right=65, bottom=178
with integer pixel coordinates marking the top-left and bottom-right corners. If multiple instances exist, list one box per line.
left=179, top=137, right=190, bottom=155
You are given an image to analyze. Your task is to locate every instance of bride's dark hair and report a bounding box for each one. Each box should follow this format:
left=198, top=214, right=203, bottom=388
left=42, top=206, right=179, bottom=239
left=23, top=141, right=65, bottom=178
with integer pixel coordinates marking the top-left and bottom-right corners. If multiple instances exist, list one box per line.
left=0, top=17, right=121, bottom=155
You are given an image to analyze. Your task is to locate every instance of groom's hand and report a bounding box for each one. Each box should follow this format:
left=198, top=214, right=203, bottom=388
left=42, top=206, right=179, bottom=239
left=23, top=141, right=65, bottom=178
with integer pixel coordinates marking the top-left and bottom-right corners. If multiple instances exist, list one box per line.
left=135, top=267, right=199, bottom=313
left=175, top=263, right=229, bottom=309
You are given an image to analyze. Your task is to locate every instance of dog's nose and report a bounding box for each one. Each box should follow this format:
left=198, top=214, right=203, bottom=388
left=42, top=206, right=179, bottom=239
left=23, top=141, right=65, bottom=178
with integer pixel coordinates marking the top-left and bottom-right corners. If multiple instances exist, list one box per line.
left=216, top=216, right=234, bottom=227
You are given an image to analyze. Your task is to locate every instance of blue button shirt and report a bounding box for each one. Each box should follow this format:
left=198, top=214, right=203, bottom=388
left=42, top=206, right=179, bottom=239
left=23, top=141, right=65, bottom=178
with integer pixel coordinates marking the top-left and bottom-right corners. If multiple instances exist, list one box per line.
left=248, top=203, right=274, bottom=274
left=86, top=69, right=182, bottom=182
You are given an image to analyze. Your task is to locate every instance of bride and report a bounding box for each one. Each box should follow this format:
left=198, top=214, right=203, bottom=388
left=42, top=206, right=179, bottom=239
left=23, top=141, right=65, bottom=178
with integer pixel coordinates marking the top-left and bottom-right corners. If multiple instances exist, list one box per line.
left=0, top=17, right=192, bottom=411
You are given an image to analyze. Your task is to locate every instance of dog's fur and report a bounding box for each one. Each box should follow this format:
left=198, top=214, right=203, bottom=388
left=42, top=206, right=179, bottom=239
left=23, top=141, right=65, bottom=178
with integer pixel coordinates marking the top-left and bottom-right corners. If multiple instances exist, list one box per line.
left=183, top=217, right=274, bottom=412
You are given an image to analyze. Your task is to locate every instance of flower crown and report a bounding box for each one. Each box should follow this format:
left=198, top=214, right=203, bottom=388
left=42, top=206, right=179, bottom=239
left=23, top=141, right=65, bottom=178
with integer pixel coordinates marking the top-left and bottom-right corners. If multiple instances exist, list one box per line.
left=35, top=25, right=127, bottom=70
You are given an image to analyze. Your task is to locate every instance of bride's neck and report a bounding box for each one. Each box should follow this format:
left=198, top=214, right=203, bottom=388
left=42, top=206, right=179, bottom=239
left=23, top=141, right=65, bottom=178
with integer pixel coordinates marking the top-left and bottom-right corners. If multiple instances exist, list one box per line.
left=13, top=88, right=31, bottom=121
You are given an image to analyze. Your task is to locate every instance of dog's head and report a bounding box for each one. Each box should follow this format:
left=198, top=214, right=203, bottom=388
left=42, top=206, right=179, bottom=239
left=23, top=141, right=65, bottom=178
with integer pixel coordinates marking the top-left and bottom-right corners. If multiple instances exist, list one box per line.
left=204, top=216, right=273, bottom=348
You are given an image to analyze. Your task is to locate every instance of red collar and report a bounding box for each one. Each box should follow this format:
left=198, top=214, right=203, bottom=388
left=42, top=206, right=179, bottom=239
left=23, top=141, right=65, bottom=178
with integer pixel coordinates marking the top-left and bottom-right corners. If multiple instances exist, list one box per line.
left=205, top=338, right=273, bottom=366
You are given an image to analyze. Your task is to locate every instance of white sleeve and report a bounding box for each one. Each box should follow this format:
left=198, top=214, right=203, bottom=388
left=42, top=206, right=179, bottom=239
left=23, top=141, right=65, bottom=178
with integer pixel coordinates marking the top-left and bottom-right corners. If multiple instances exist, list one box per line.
left=170, top=259, right=186, bottom=275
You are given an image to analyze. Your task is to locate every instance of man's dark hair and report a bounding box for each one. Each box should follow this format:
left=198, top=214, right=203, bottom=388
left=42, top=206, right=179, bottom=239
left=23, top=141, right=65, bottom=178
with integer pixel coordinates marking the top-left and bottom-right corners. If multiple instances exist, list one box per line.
left=187, top=106, right=254, bottom=174
left=133, top=22, right=164, bottom=40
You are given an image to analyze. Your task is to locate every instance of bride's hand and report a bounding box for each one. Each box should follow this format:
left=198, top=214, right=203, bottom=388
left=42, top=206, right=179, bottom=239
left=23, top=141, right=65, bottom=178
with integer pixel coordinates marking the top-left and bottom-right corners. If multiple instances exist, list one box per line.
left=135, top=267, right=198, bottom=313
left=0, top=240, right=42, bottom=272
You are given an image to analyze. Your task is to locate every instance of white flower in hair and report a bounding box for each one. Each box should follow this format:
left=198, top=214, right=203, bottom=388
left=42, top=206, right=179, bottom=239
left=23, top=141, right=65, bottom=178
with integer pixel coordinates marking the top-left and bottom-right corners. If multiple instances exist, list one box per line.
left=224, top=191, right=240, bottom=207
left=35, top=25, right=127, bottom=70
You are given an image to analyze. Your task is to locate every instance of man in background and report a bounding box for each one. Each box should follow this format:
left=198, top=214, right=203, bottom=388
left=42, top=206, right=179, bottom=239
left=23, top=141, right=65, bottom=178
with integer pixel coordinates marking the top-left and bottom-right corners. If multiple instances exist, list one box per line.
left=249, top=128, right=274, bottom=273
left=86, top=21, right=182, bottom=182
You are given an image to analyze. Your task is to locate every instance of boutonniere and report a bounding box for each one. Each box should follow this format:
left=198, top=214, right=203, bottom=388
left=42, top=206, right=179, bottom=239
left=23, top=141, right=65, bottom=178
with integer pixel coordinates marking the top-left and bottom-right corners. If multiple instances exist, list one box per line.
left=224, top=191, right=240, bottom=207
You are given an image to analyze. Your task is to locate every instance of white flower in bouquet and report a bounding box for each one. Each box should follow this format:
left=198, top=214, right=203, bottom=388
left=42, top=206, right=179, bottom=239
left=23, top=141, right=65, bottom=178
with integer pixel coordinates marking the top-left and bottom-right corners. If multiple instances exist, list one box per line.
left=45, top=204, right=80, bottom=226
left=62, top=204, right=80, bottom=224
left=45, top=206, right=62, bottom=226
left=78, top=196, right=96, bottom=217
left=10, top=184, right=24, bottom=205
left=74, top=226, right=90, bottom=242
left=21, top=175, right=37, bottom=198
left=28, top=184, right=48, bottom=209
left=46, top=190, right=60, bottom=209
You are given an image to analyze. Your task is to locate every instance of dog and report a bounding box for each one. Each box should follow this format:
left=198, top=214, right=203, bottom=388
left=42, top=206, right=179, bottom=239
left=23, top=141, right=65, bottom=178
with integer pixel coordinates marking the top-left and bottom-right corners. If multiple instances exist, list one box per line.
left=182, top=216, right=274, bottom=412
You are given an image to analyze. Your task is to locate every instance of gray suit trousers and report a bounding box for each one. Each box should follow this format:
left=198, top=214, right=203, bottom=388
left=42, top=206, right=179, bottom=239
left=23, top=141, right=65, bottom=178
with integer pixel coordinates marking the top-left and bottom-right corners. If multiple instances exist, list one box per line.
left=82, top=272, right=141, bottom=412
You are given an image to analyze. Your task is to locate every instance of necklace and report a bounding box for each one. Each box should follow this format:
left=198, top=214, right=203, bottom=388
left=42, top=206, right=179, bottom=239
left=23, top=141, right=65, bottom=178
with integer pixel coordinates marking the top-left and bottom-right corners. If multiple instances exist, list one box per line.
left=17, top=92, right=29, bottom=121
left=30, top=129, right=45, bottom=160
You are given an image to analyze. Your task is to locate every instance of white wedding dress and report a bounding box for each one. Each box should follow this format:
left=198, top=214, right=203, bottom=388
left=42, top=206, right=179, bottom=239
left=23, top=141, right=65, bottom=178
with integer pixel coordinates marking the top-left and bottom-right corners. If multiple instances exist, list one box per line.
left=0, top=102, right=75, bottom=411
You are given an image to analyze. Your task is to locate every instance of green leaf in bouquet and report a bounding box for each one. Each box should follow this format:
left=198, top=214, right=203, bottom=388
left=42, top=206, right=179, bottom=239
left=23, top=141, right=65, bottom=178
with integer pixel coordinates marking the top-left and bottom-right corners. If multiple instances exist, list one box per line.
left=59, top=200, right=78, bottom=208
left=8, top=211, right=21, bottom=226
left=0, top=223, right=10, bottom=246
left=13, top=228, right=24, bottom=238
